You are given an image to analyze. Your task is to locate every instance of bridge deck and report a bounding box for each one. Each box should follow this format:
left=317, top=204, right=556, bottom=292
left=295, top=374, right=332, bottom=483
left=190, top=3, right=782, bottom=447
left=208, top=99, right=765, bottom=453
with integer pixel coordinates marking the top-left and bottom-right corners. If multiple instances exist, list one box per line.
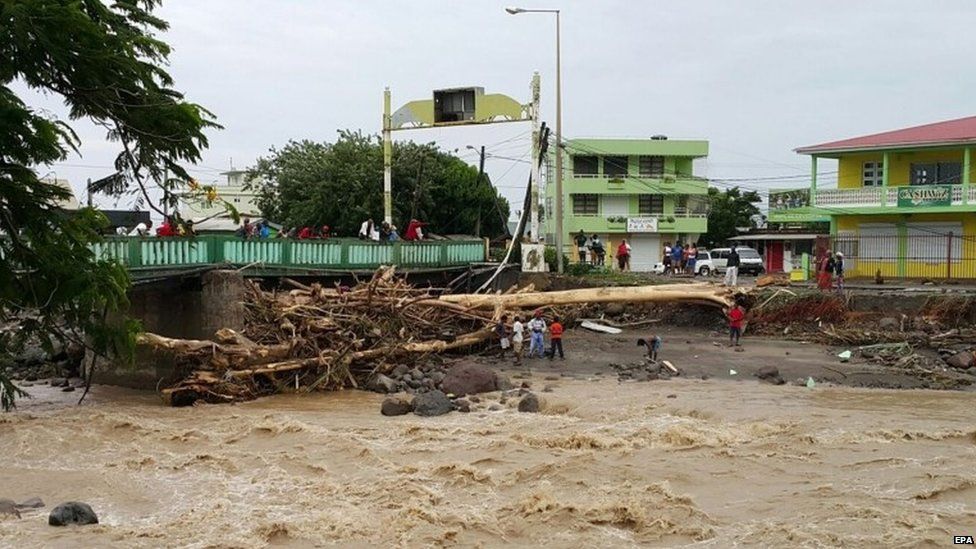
left=90, top=236, right=487, bottom=277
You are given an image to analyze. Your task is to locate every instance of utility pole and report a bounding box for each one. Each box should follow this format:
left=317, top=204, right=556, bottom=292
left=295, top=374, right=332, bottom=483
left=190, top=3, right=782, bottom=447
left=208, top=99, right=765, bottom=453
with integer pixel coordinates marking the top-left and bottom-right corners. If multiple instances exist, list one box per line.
left=86, top=178, right=92, bottom=208
left=382, top=88, right=393, bottom=225
left=475, top=145, right=486, bottom=237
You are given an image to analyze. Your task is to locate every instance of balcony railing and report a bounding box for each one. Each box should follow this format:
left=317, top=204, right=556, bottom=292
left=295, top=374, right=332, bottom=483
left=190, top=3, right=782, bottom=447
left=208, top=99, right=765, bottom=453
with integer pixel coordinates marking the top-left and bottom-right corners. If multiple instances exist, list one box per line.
left=770, top=184, right=976, bottom=212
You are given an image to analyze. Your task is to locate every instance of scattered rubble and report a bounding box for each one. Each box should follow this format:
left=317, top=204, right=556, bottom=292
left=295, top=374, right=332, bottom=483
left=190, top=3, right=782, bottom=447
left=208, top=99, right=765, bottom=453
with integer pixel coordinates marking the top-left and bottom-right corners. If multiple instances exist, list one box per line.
left=48, top=502, right=98, bottom=526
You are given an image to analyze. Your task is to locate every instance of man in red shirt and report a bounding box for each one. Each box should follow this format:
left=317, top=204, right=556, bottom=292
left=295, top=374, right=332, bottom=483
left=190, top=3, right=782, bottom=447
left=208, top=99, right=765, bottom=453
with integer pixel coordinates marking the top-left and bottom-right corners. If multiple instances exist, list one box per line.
left=728, top=303, right=746, bottom=347
left=548, top=315, right=564, bottom=360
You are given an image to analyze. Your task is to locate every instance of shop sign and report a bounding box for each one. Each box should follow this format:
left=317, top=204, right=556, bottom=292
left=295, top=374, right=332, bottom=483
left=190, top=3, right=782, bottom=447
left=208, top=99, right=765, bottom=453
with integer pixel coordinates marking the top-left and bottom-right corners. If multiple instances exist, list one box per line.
left=626, top=217, right=658, bottom=232
left=897, top=185, right=951, bottom=207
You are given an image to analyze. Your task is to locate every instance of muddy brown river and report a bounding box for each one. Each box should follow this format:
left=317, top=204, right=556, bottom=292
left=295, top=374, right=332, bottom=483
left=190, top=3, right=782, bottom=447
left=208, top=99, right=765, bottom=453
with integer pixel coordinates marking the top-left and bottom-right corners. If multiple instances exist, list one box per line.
left=1, top=378, right=975, bottom=548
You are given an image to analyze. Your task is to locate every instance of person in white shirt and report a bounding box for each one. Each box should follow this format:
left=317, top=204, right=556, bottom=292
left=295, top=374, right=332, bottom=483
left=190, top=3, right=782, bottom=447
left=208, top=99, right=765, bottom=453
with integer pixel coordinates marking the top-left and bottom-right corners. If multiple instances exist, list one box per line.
left=527, top=310, right=547, bottom=359
left=511, top=315, right=525, bottom=365
left=359, top=218, right=373, bottom=240
left=128, top=220, right=152, bottom=237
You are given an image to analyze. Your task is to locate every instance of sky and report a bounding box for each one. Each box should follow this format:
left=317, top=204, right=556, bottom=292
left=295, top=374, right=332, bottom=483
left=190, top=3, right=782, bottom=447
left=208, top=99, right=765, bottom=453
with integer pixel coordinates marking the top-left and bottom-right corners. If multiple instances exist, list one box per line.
left=24, top=0, right=976, bottom=219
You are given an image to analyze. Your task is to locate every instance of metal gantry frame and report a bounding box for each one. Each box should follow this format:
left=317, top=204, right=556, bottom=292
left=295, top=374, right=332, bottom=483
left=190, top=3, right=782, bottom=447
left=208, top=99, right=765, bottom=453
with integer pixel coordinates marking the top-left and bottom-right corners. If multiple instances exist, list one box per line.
left=382, top=74, right=542, bottom=242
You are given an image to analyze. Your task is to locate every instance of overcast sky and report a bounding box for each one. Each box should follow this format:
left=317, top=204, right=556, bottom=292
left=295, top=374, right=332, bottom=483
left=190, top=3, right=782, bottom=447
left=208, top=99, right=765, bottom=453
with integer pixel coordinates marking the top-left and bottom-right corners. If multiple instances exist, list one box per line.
left=29, top=0, right=976, bottom=218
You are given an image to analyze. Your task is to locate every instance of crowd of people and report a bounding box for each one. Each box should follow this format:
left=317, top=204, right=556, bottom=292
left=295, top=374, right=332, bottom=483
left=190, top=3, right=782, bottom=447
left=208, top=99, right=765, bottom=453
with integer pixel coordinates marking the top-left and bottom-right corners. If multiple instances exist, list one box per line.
left=494, top=309, right=565, bottom=365
left=661, top=241, right=702, bottom=275
left=572, top=230, right=610, bottom=267
left=229, top=217, right=431, bottom=242
left=119, top=217, right=196, bottom=238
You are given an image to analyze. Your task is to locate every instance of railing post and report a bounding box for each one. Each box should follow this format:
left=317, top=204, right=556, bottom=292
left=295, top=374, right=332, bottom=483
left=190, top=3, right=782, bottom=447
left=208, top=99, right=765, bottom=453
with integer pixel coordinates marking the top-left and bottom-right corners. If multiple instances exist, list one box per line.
left=392, top=240, right=402, bottom=267
left=947, top=231, right=953, bottom=279
left=339, top=240, right=349, bottom=268
left=128, top=238, right=142, bottom=268
left=440, top=241, right=448, bottom=267
left=281, top=239, right=292, bottom=267
left=881, top=152, right=890, bottom=207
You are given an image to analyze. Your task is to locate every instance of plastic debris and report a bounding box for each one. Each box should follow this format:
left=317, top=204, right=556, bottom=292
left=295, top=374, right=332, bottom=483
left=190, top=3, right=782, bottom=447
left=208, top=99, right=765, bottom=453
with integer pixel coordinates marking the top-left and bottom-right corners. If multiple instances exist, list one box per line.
left=806, top=376, right=816, bottom=389
left=729, top=369, right=738, bottom=376
left=837, top=350, right=852, bottom=362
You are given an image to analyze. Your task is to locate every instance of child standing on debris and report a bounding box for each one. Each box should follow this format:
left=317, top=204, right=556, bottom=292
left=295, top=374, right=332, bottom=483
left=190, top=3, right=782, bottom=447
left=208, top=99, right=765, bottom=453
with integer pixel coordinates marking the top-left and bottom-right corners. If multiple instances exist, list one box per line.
left=728, top=302, right=746, bottom=347
left=528, top=310, right=547, bottom=359
left=637, top=335, right=662, bottom=361
left=548, top=316, right=565, bottom=360
left=495, top=315, right=510, bottom=359
left=511, top=315, right=525, bottom=365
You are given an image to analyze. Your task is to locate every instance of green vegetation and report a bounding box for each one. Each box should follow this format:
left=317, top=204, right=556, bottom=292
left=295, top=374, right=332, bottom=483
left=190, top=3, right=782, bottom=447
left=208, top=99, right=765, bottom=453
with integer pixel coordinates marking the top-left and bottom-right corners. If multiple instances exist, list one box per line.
left=1, top=0, right=217, bottom=409
left=701, top=187, right=762, bottom=247
left=246, top=132, right=510, bottom=237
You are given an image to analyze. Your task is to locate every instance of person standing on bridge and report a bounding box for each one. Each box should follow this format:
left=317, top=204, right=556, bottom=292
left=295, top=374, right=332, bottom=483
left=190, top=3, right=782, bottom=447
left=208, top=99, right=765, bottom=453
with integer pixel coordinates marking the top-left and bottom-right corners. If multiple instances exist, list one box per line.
left=128, top=219, right=152, bottom=237
left=358, top=218, right=374, bottom=240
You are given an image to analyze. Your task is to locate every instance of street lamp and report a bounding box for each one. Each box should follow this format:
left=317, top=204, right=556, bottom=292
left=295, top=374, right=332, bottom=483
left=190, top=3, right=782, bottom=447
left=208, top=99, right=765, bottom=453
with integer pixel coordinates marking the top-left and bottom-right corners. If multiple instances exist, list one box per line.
left=506, top=6, right=563, bottom=273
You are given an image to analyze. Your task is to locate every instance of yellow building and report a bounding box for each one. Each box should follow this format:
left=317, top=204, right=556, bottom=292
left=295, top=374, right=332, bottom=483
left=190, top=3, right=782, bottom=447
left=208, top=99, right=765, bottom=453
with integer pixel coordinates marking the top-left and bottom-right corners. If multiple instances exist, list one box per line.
left=769, top=116, right=976, bottom=279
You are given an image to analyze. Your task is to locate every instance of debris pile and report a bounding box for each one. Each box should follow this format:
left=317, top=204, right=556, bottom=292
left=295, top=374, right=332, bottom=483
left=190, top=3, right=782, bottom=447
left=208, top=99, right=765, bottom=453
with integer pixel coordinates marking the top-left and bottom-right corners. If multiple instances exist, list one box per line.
left=139, top=269, right=734, bottom=406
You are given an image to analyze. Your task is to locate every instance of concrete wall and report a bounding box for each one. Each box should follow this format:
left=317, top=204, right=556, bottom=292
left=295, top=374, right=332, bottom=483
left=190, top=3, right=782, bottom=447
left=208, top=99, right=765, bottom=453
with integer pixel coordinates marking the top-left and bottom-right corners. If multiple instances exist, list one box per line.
left=93, top=270, right=247, bottom=389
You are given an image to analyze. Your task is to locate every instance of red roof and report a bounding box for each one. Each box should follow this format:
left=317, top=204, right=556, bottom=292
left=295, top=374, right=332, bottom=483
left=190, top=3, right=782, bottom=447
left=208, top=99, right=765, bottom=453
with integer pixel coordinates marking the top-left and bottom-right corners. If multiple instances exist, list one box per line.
left=797, top=116, right=976, bottom=154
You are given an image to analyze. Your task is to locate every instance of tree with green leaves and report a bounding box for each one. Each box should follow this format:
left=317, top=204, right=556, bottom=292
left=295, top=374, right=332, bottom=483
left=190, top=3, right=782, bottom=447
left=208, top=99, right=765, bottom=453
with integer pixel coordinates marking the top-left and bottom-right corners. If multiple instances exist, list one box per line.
left=247, top=132, right=510, bottom=237
left=1, top=0, right=219, bottom=409
left=699, top=187, right=763, bottom=247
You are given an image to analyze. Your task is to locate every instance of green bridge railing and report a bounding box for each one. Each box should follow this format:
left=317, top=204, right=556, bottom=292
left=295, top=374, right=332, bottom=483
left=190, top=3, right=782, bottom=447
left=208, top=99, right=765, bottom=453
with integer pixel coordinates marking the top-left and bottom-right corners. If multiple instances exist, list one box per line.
left=89, top=236, right=487, bottom=272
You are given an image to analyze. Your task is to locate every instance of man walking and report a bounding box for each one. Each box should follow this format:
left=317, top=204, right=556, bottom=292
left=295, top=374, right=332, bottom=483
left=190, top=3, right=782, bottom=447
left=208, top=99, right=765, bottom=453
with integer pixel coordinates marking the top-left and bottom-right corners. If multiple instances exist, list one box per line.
left=725, top=245, right=740, bottom=287
left=527, top=310, right=547, bottom=359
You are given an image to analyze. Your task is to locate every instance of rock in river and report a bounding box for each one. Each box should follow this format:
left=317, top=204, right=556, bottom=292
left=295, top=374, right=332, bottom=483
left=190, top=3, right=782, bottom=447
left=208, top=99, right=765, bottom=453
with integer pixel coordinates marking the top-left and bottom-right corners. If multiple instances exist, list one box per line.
left=518, top=392, right=540, bottom=413
left=412, top=390, right=453, bottom=417
left=49, top=501, right=98, bottom=526
left=381, top=397, right=413, bottom=416
left=0, top=499, right=20, bottom=520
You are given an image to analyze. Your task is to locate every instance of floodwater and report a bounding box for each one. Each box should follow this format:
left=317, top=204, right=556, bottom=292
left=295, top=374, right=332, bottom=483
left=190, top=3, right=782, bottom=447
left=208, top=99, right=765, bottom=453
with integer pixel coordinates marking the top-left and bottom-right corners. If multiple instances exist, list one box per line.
left=1, top=379, right=975, bottom=548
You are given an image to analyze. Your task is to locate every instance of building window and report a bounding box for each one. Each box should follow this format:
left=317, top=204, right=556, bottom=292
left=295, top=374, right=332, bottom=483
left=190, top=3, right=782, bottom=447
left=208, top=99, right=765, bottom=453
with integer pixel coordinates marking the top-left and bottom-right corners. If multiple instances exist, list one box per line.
left=572, top=155, right=598, bottom=176
left=572, top=193, right=599, bottom=215
left=911, top=162, right=962, bottom=186
left=862, top=161, right=883, bottom=187
left=638, top=194, right=664, bottom=215
left=603, top=156, right=629, bottom=178
left=639, top=156, right=665, bottom=177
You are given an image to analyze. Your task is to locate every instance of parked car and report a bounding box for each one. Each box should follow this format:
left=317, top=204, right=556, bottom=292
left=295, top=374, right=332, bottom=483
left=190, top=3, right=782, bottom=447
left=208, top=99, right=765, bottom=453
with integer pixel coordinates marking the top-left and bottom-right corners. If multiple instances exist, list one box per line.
left=694, top=247, right=765, bottom=276
left=651, top=246, right=764, bottom=276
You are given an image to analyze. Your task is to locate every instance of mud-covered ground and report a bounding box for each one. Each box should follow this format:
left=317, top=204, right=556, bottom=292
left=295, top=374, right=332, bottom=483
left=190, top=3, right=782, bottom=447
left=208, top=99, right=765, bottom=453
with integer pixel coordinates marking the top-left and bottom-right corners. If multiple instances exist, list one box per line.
left=487, top=324, right=976, bottom=392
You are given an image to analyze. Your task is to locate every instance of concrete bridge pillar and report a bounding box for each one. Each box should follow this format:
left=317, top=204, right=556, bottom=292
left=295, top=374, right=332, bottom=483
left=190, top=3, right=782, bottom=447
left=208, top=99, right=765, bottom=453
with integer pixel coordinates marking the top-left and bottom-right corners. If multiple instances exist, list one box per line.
left=201, top=270, right=246, bottom=337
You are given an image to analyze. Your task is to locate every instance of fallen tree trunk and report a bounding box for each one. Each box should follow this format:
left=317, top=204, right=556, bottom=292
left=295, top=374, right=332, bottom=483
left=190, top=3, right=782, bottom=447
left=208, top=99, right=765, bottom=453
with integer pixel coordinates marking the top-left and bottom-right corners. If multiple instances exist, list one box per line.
left=427, top=283, right=734, bottom=310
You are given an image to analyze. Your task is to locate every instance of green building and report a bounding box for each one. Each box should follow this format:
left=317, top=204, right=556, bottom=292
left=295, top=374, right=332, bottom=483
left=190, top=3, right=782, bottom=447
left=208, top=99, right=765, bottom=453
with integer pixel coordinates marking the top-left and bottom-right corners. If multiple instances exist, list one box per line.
left=545, top=137, right=709, bottom=271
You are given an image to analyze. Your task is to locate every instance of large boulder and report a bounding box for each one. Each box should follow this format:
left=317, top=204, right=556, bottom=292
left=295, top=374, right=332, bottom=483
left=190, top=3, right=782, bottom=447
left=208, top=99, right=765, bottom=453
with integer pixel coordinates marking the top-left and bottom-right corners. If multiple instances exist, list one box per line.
left=518, top=392, right=540, bottom=413
left=412, top=390, right=453, bottom=417
left=368, top=374, right=398, bottom=394
left=945, top=351, right=975, bottom=370
left=48, top=502, right=98, bottom=526
left=441, top=364, right=499, bottom=396
left=381, top=396, right=413, bottom=416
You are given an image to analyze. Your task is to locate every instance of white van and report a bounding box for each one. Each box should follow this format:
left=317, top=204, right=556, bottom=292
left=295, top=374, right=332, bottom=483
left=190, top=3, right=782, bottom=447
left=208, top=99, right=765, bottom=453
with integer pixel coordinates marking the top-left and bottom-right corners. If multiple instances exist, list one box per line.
left=694, top=247, right=764, bottom=276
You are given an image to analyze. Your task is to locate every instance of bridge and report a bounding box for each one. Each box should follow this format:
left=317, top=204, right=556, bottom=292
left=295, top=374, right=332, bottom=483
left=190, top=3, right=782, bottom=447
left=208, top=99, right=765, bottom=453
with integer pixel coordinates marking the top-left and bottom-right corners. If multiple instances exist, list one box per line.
left=90, top=235, right=489, bottom=279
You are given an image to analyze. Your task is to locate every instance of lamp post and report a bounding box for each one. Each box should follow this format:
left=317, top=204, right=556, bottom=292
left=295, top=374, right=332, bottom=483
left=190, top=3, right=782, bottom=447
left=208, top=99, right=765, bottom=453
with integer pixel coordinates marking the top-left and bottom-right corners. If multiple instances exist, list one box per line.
left=505, top=6, right=563, bottom=273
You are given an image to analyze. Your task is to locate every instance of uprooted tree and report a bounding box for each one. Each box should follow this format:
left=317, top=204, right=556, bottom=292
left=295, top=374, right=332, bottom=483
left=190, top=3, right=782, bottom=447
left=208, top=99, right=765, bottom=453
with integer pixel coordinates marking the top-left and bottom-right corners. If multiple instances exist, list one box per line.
left=138, top=269, right=736, bottom=406
left=0, top=0, right=221, bottom=409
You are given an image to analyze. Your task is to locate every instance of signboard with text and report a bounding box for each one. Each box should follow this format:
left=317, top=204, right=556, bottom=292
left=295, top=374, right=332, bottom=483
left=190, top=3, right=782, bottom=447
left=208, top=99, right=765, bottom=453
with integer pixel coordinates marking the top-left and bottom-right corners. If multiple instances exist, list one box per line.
left=626, top=217, right=659, bottom=233
left=897, top=185, right=952, bottom=207
left=769, top=188, right=811, bottom=211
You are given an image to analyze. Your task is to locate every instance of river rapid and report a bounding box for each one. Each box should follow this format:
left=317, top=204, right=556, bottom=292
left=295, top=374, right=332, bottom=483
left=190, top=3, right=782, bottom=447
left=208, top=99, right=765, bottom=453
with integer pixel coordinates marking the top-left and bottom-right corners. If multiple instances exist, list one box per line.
left=1, top=379, right=974, bottom=548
